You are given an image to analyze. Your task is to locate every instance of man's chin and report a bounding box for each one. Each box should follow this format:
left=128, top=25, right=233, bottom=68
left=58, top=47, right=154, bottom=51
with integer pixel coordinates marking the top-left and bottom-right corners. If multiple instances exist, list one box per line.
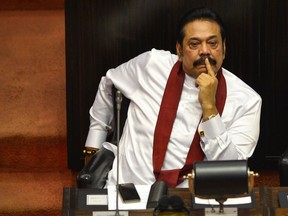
left=189, top=69, right=207, bottom=78
left=196, top=66, right=208, bottom=74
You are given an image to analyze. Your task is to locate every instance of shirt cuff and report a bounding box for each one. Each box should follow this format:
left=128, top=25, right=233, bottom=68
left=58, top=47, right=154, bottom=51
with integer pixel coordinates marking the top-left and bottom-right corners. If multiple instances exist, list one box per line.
left=85, top=129, right=108, bottom=149
left=198, top=114, right=225, bottom=142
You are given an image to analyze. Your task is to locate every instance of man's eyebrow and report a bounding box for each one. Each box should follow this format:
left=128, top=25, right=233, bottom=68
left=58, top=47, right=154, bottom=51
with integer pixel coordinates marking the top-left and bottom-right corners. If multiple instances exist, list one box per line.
left=188, top=35, right=218, bottom=41
left=207, top=35, right=218, bottom=40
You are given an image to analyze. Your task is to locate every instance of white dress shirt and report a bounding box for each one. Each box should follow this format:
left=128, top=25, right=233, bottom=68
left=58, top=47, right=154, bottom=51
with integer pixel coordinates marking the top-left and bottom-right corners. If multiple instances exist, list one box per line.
left=85, top=49, right=262, bottom=187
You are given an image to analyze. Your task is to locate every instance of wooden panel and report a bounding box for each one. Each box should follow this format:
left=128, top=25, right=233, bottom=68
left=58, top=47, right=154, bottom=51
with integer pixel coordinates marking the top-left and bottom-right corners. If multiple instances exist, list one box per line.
left=0, top=0, right=64, bottom=10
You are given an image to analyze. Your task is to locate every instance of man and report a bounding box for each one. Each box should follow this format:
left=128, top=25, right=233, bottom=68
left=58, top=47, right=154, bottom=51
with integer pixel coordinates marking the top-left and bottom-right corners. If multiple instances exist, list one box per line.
left=84, top=7, right=262, bottom=188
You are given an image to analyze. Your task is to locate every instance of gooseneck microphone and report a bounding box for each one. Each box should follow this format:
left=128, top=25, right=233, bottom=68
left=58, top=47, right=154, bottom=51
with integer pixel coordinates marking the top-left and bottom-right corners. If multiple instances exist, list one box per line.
left=115, top=90, right=122, bottom=216
left=116, top=91, right=123, bottom=111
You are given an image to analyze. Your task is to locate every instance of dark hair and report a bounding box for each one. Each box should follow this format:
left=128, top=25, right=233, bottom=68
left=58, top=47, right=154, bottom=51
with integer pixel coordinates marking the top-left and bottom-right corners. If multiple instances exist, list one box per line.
left=176, top=7, right=226, bottom=46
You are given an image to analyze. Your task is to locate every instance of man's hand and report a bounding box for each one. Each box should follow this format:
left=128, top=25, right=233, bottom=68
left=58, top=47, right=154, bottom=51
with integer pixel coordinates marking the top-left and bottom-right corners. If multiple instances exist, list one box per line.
left=195, top=58, right=219, bottom=121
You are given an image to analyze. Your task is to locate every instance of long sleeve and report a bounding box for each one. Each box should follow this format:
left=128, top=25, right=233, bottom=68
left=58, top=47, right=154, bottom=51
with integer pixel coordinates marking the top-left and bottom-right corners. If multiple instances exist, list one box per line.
left=85, top=49, right=173, bottom=149
left=198, top=72, right=262, bottom=160
left=85, top=77, right=114, bottom=149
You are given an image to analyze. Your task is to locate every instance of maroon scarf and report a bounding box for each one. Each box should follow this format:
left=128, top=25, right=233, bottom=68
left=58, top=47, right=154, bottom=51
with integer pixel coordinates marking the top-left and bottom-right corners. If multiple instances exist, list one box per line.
left=153, top=61, right=227, bottom=187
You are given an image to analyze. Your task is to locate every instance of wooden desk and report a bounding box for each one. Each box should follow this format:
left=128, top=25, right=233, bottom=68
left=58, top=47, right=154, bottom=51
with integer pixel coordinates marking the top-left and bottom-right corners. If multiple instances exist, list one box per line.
left=62, top=187, right=288, bottom=216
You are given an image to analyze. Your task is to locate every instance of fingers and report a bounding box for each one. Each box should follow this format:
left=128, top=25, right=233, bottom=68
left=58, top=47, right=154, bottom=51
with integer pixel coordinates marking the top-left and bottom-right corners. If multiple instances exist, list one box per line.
left=205, top=58, right=216, bottom=77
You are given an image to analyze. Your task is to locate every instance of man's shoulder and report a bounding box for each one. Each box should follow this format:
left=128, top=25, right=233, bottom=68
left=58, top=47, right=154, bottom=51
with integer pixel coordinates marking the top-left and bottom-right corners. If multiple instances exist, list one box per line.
left=150, top=48, right=174, bottom=55
left=145, top=48, right=178, bottom=60
left=222, top=68, right=251, bottom=88
left=222, top=68, right=261, bottom=100
left=129, top=48, right=177, bottom=67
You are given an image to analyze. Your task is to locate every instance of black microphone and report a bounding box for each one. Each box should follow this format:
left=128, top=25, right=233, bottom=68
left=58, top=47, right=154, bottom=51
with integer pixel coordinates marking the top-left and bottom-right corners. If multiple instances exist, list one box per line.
left=153, top=195, right=170, bottom=215
left=169, top=195, right=190, bottom=214
left=153, top=195, right=190, bottom=215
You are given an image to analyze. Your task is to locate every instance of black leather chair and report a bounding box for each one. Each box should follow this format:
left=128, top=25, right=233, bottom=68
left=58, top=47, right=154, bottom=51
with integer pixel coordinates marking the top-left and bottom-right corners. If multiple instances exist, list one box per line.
left=279, top=147, right=288, bottom=186
left=77, top=86, right=130, bottom=188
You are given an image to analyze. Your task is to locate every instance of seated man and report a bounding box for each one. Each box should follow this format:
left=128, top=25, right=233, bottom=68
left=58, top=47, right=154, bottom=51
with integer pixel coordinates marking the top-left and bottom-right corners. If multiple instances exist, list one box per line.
left=83, top=7, right=262, bottom=188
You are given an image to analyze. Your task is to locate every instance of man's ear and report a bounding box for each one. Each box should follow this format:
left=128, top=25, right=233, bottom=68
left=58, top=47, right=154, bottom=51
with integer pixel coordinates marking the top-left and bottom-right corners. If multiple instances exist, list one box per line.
left=176, top=43, right=183, bottom=62
left=222, top=39, right=226, bottom=60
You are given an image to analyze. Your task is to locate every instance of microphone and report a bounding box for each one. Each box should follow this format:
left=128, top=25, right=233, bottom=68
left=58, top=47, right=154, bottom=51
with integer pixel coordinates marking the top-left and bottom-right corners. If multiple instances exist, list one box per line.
left=153, top=195, right=190, bottom=216
left=153, top=195, right=170, bottom=213
left=169, top=195, right=190, bottom=214
left=116, top=90, right=123, bottom=110
left=115, top=90, right=122, bottom=216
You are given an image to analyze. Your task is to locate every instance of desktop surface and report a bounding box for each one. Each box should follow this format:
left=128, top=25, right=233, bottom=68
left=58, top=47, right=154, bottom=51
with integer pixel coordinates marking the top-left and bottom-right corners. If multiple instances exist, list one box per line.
left=62, top=186, right=288, bottom=216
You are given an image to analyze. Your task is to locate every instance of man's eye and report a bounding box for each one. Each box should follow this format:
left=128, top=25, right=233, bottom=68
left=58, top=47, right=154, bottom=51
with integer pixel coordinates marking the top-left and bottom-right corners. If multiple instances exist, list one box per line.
left=189, top=42, right=200, bottom=49
left=208, top=41, right=218, bottom=48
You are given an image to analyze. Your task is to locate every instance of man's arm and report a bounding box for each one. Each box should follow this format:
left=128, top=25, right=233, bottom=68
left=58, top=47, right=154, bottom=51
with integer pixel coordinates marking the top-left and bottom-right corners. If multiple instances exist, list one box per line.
left=196, top=58, right=219, bottom=121
left=84, top=76, right=114, bottom=164
left=196, top=59, right=261, bottom=160
left=199, top=93, right=262, bottom=160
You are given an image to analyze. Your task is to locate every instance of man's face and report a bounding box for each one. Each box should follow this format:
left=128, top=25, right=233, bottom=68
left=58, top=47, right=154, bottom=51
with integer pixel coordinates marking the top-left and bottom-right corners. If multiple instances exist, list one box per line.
left=176, top=20, right=226, bottom=78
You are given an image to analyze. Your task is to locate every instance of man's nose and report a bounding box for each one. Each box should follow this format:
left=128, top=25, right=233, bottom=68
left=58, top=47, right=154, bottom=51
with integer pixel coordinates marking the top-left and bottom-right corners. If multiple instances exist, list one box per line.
left=199, top=43, right=210, bottom=55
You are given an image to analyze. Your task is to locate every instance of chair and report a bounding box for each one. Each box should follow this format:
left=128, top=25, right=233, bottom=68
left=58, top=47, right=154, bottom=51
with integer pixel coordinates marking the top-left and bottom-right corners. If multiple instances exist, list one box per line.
left=77, top=86, right=130, bottom=188
left=279, top=146, right=288, bottom=186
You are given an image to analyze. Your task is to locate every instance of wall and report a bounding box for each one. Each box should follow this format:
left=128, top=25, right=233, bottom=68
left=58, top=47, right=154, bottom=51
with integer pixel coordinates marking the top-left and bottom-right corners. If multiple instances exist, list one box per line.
left=0, top=1, right=66, bottom=170
left=0, top=2, right=76, bottom=215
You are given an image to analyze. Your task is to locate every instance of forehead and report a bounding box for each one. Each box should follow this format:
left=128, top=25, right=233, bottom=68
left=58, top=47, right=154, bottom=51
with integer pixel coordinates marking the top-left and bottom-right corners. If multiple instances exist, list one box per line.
left=183, top=20, right=222, bottom=40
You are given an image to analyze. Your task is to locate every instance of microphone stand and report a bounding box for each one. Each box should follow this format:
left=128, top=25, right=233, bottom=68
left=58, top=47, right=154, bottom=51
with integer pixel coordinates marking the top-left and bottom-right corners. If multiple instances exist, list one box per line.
left=115, top=90, right=122, bottom=216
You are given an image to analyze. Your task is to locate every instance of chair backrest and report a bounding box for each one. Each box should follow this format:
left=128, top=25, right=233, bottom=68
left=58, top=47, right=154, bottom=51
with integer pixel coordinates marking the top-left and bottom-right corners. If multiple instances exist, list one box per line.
left=106, top=86, right=130, bottom=145
left=77, top=86, right=130, bottom=189
left=279, top=147, right=288, bottom=186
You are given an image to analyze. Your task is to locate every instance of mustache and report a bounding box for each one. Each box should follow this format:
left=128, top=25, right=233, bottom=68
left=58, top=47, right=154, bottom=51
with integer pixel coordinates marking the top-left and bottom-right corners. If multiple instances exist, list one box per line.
left=193, top=55, right=217, bottom=67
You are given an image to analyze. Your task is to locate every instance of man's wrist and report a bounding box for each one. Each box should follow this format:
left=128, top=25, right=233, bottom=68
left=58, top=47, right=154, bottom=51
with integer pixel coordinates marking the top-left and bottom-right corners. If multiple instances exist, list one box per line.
left=208, top=114, right=216, bottom=120
left=203, top=112, right=218, bottom=122
left=201, top=104, right=218, bottom=121
left=83, top=147, right=98, bottom=156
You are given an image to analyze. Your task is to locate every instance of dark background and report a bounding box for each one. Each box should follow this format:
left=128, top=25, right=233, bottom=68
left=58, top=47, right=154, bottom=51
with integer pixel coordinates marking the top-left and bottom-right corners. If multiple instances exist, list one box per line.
left=65, top=0, right=288, bottom=170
